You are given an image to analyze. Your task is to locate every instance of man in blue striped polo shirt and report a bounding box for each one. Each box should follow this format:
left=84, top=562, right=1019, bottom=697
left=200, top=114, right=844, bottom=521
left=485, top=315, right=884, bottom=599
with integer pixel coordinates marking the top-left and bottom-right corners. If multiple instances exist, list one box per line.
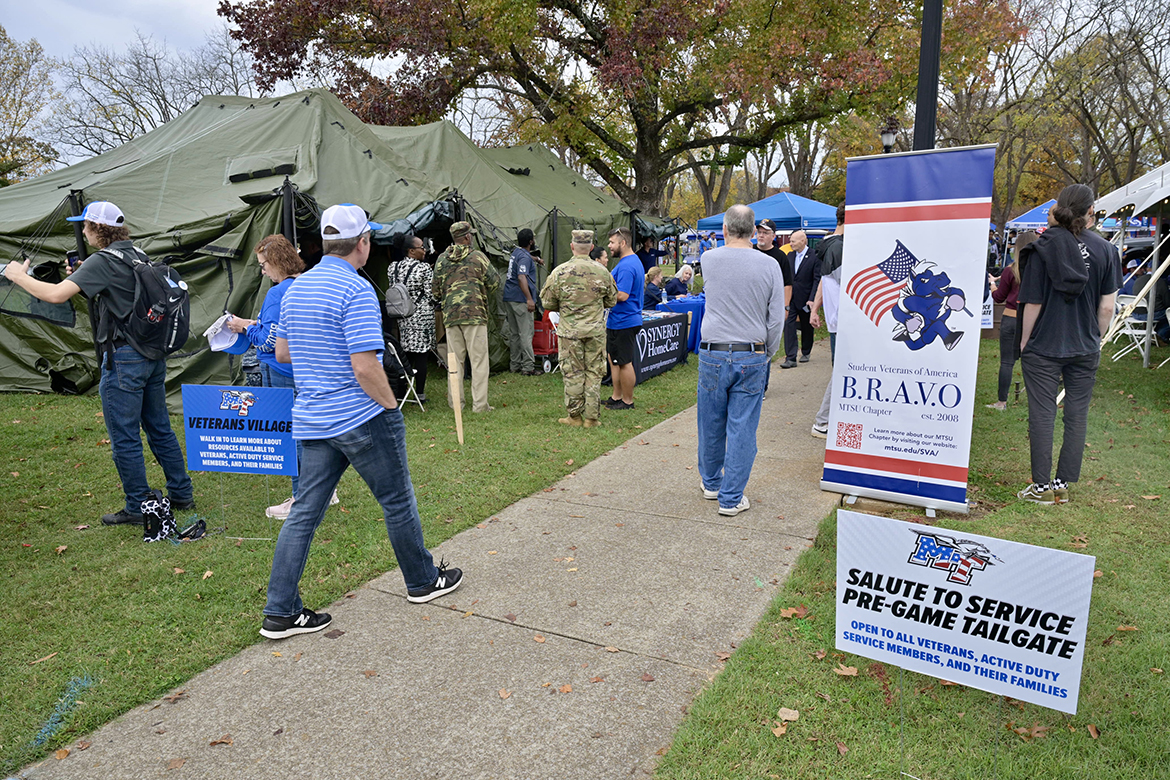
left=259, top=204, right=464, bottom=640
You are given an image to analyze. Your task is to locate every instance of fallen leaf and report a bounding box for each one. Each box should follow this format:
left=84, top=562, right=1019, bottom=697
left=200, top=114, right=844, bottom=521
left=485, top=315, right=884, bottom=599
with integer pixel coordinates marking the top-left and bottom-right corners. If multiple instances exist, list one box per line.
left=834, top=664, right=858, bottom=677
left=533, top=635, right=546, bottom=643
left=814, top=650, right=827, bottom=660
left=74, top=525, right=90, bottom=531
left=55, top=748, right=70, bottom=760
left=9, top=471, right=18, bottom=477
left=816, top=692, right=831, bottom=702
left=209, top=734, right=233, bottom=746
left=566, top=459, right=574, bottom=465
left=778, top=707, right=799, bottom=722
left=499, top=688, right=511, bottom=699
left=362, top=670, right=378, bottom=678
left=487, top=550, right=498, bottom=555
left=641, top=673, right=656, bottom=682
left=294, top=653, right=302, bottom=661
left=1088, top=724, right=1100, bottom=739
left=167, top=758, right=186, bottom=770
left=163, top=690, right=187, bottom=704
left=97, top=438, right=109, bottom=446
left=30, top=651, right=57, bottom=665
left=1117, top=625, right=1138, bottom=632
left=559, top=684, right=573, bottom=693
left=605, top=646, right=619, bottom=653
left=567, top=600, right=577, bottom=607
left=1141, top=495, right=1161, bottom=500
left=1093, top=570, right=1102, bottom=578
left=1151, top=668, right=1163, bottom=674
left=173, top=568, right=185, bottom=574
left=771, top=722, right=788, bottom=737
left=590, top=676, right=605, bottom=683
left=836, top=742, right=848, bottom=756
left=202, top=570, right=213, bottom=580
left=939, top=680, right=959, bottom=687
left=55, top=545, right=67, bottom=554
left=715, top=651, right=732, bottom=662
left=273, top=728, right=284, bottom=736
left=779, top=604, right=809, bottom=619
left=272, top=651, right=282, bottom=657
left=505, top=613, right=517, bottom=622
left=76, top=740, right=91, bottom=750
left=323, top=629, right=345, bottom=639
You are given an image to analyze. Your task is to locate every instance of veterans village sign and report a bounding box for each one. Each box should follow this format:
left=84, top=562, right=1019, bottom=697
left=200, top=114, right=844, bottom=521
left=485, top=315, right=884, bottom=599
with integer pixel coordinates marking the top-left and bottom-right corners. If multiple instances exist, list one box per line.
left=836, top=510, right=1095, bottom=714
left=182, top=385, right=297, bottom=476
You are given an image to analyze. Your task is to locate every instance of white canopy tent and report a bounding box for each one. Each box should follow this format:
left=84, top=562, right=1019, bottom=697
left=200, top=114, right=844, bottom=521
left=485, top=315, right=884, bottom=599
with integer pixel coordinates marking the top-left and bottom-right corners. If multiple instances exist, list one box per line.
left=1096, top=165, right=1170, bottom=368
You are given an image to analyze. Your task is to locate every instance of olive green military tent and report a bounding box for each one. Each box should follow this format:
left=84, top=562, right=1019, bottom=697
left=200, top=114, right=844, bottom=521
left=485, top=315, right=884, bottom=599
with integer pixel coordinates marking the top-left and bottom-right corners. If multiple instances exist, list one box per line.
left=369, top=122, right=675, bottom=272
left=0, top=88, right=449, bottom=399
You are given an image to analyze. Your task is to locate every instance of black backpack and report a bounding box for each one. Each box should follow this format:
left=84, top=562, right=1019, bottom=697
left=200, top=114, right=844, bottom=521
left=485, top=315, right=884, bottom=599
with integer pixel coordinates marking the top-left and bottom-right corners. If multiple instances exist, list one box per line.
left=93, top=246, right=190, bottom=363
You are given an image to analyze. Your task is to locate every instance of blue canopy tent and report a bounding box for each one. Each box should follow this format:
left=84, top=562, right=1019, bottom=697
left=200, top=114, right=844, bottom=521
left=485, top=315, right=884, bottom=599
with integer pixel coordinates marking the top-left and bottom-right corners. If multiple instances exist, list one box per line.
left=697, top=191, right=837, bottom=232
left=1006, top=200, right=1056, bottom=230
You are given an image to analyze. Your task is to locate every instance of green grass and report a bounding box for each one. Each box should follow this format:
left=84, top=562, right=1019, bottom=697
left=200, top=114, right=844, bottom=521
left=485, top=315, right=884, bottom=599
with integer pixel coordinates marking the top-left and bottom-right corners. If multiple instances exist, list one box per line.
left=1, top=358, right=700, bottom=772
left=656, top=338, right=1170, bottom=779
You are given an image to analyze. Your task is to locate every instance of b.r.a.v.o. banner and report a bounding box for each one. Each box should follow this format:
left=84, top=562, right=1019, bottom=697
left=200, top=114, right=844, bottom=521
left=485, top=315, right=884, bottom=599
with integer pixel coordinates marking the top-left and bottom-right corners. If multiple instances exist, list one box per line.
left=822, top=144, right=996, bottom=513
left=835, top=510, right=1095, bottom=714
left=181, top=385, right=296, bottom=476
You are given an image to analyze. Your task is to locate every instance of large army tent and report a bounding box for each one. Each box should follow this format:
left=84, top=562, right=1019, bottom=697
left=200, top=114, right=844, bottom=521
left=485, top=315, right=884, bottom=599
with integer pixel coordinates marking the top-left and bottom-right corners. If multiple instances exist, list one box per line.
left=0, top=89, right=450, bottom=399
left=370, top=122, right=674, bottom=269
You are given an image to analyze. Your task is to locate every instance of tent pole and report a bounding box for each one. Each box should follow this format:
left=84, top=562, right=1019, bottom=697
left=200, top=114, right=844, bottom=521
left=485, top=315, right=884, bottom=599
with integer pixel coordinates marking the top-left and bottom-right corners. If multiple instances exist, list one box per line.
left=550, top=209, right=558, bottom=269
left=67, top=190, right=89, bottom=262
left=280, top=177, right=296, bottom=244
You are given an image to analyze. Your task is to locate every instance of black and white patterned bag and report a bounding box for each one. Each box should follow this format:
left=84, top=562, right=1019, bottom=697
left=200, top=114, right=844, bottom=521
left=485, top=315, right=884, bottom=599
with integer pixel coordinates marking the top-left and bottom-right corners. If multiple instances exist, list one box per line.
left=141, top=489, right=176, bottom=543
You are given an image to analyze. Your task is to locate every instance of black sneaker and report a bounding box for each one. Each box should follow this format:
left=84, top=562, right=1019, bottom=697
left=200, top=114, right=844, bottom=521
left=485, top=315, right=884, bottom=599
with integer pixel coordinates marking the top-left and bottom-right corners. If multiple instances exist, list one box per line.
left=407, top=562, right=464, bottom=603
left=101, top=510, right=144, bottom=526
left=603, top=397, right=623, bottom=408
left=171, top=498, right=196, bottom=511
left=260, top=608, right=333, bottom=640
left=609, top=400, right=635, bottom=410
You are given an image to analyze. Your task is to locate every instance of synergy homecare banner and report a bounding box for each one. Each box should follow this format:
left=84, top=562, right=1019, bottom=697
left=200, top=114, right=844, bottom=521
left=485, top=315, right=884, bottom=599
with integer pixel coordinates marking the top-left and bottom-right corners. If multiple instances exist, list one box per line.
left=181, top=385, right=297, bottom=476
left=836, top=510, right=1095, bottom=714
left=822, top=145, right=996, bottom=513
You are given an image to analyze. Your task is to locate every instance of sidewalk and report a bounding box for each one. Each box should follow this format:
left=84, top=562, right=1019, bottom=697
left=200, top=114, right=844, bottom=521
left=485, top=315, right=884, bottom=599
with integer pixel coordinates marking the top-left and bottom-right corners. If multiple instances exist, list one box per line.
left=24, top=356, right=839, bottom=780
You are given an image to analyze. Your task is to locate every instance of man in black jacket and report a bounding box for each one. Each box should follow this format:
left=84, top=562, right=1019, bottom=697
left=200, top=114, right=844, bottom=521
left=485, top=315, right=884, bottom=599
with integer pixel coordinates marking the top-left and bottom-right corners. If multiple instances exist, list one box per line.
left=780, top=229, right=821, bottom=368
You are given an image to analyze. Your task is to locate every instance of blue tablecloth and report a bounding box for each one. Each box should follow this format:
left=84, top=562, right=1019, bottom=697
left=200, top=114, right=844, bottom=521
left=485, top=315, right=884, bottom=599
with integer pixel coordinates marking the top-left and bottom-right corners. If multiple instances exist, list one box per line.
left=656, top=294, right=705, bottom=353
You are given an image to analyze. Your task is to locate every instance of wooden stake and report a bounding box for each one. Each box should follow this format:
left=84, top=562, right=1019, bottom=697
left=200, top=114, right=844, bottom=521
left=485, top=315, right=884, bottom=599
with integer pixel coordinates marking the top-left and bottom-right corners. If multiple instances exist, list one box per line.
left=448, top=351, right=464, bottom=444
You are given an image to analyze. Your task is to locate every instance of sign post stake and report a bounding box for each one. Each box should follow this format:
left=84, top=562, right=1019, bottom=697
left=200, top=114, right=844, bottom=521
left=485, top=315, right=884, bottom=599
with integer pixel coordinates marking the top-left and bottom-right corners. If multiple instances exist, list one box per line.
left=448, top=351, right=464, bottom=444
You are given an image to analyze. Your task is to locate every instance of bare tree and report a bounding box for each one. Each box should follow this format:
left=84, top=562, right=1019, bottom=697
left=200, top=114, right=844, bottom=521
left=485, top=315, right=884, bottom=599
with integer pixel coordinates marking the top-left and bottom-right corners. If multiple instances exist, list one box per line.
left=48, top=27, right=263, bottom=159
left=0, top=25, right=58, bottom=184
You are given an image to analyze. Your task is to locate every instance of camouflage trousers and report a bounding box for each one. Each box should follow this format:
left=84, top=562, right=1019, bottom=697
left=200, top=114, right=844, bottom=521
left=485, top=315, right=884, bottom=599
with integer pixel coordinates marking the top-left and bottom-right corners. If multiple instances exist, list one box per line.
left=559, top=335, right=606, bottom=420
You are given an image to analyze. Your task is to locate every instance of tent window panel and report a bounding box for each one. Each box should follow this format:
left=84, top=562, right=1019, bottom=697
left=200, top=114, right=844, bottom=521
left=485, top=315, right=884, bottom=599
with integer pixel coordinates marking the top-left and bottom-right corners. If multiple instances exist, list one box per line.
left=226, top=148, right=300, bottom=184
left=1, top=263, right=76, bottom=326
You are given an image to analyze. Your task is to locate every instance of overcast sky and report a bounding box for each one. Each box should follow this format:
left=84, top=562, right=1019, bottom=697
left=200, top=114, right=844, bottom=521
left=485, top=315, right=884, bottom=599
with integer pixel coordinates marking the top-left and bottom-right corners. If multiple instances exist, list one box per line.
left=5, top=0, right=223, bottom=57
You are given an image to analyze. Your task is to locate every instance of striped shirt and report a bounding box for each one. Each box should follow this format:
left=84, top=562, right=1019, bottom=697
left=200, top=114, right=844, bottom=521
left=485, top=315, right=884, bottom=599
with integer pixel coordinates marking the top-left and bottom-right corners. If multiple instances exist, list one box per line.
left=276, top=255, right=385, bottom=439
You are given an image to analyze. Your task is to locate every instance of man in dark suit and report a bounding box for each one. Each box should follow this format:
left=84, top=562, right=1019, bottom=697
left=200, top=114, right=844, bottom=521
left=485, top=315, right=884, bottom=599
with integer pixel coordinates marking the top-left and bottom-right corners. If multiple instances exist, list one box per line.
left=780, top=229, right=820, bottom=368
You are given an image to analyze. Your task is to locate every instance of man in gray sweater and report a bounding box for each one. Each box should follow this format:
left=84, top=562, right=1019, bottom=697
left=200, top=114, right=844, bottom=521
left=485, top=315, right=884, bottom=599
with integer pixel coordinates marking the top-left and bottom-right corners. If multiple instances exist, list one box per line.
left=697, top=204, right=787, bottom=516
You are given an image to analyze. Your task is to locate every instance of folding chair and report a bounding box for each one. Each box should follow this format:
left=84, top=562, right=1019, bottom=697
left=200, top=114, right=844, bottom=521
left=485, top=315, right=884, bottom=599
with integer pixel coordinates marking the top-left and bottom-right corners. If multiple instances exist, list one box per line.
left=1109, top=294, right=1150, bottom=363
left=386, top=339, right=425, bottom=411
left=547, top=312, right=562, bottom=374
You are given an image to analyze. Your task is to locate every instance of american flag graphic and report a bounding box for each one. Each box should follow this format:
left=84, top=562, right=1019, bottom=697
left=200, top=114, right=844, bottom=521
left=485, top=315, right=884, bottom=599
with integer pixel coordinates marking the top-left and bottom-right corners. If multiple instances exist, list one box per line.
left=845, top=240, right=919, bottom=325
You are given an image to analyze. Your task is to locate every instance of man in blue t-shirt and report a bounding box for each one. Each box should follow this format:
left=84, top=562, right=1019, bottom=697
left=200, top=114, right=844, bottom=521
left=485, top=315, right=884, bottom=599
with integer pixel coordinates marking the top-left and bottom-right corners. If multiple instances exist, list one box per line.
left=604, top=227, right=644, bottom=410
left=503, top=228, right=540, bottom=374
left=259, top=204, right=464, bottom=641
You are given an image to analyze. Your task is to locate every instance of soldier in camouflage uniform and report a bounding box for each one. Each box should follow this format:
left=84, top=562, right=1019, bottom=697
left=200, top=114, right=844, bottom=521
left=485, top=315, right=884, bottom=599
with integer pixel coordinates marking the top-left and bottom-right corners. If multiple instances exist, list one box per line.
left=433, top=221, right=499, bottom=413
left=540, top=230, right=618, bottom=427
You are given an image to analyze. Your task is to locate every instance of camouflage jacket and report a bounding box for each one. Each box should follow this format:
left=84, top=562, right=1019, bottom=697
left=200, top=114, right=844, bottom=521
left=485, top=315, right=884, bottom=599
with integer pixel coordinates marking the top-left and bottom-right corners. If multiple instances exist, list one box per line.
left=539, top=255, right=618, bottom=339
left=432, top=244, right=499, bottom=327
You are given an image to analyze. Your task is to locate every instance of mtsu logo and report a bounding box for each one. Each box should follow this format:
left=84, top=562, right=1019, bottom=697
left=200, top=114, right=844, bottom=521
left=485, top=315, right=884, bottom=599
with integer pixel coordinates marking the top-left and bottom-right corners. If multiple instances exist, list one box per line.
left=220, top=390, right=257, bottom=416
left=907, top=530, right=1001, bottom=586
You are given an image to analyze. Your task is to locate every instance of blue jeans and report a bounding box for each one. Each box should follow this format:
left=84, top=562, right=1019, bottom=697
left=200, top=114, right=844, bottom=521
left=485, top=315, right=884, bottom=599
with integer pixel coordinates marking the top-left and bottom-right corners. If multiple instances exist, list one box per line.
left=697, top=348, right=769, bottom=508
left=264, top=408, right=438, bottom=617
left=99, top=346, right=193, bottom=514
left=261, top=362, right=302, bottom=497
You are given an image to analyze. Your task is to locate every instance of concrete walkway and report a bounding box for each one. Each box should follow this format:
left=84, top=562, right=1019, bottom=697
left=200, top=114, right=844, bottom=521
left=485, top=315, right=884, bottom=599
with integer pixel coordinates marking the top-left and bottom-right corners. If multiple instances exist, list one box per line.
left=24, top=356, right=839, bottom=780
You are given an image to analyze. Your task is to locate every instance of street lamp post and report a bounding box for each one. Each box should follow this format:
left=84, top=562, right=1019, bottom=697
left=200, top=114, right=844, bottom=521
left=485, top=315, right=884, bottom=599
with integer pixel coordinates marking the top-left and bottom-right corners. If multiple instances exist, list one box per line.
left=880, top=117, right=899, bottom=154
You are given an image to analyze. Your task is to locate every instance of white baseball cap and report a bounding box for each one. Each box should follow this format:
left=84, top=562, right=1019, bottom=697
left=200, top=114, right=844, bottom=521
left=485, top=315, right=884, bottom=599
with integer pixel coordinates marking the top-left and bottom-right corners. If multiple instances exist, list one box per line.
left=202, top=313, right=250, bottom=355
left=320, top=203, right=382, bottom=240
left=66, top=201, right=125, bottom=226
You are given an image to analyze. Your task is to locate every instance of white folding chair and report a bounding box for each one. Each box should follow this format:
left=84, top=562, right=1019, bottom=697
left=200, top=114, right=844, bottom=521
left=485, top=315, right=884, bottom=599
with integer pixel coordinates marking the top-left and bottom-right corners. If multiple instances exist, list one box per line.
left=1109, top=294, right=1150, bottom=363
left=386, top=340, right=425, bottom=410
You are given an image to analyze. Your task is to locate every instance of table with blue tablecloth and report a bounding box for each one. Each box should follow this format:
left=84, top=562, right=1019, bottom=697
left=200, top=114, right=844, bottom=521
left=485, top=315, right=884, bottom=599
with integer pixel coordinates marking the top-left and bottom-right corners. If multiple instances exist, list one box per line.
left=656, top=294, right=705, bottom=353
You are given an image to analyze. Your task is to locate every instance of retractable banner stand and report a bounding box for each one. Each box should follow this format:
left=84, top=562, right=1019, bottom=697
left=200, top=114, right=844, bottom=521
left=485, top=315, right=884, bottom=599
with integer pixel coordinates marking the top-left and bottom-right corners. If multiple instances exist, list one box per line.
left=836, top=510, right=1095, bottom=714
left=182, top=385, right=297, bottom=476
left=822, top=145, right=996, bottom=513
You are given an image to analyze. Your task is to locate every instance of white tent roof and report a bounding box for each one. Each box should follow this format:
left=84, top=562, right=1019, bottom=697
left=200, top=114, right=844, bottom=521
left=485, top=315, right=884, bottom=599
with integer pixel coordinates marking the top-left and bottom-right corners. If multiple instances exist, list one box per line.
left=1095, top=161, right=1170, bottom=217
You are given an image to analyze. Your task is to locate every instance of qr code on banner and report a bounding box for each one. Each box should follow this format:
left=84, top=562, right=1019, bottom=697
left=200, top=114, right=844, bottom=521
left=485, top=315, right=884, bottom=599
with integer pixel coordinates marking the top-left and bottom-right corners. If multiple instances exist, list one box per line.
left=837, top=422, right=863, bottom=450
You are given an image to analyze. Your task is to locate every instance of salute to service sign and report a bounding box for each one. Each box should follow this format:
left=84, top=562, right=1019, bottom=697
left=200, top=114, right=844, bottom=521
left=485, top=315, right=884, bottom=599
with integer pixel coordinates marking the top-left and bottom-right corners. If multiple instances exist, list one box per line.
left=182, top=385, right=297, bottom=476
left=836, top=511, right=1095, bottom=714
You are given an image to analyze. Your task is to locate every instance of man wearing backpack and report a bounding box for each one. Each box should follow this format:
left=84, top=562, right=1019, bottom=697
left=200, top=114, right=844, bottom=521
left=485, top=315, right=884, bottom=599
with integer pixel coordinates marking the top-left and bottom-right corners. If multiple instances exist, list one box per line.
left=3, top=201, right=195, bottom=526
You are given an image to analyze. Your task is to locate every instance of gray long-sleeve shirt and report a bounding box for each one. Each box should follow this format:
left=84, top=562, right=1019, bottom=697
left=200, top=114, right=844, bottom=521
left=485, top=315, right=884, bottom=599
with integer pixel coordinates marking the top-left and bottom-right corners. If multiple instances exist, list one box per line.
left=698, top=246, right=787, bottom=357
